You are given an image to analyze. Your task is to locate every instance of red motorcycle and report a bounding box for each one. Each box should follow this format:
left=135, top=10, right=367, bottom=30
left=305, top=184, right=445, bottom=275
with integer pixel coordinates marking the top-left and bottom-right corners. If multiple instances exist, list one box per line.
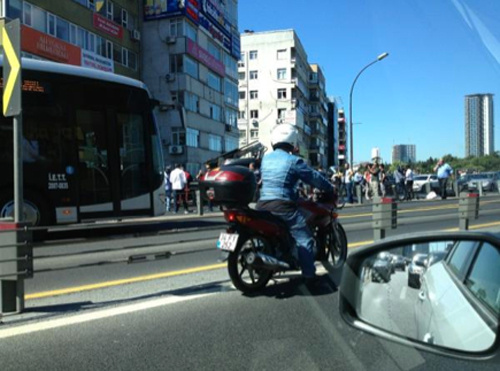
left=201, top=165, right=348, bottom=293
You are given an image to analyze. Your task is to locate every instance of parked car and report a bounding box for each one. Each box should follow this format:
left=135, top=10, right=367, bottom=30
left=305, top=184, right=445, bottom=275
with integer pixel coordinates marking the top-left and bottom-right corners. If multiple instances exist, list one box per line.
left=467, top=172, right=499, bottom=192
left=408, top=253, right=428, bottom=289
left=412, top=174, right=439, bottom=193
left=416, top=239, right=499, bottom=351
left=371, top=251, right=393, bottom=283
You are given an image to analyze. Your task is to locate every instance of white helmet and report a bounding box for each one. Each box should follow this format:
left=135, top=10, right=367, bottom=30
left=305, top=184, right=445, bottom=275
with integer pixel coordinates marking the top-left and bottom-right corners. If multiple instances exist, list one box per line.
left=271, top=123, right=298, bottom=147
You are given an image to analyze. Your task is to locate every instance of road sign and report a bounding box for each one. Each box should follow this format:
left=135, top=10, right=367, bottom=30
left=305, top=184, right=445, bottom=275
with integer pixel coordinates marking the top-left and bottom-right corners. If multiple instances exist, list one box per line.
left=1, top=18, right=21, bottom=117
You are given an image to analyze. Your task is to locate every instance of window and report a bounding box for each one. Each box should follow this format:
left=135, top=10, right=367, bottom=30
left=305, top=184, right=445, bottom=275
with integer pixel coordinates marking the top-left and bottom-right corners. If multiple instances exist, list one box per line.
left=448, top=241, right=476, bottom=276
left=278, top=108, right=286, bottom=119
left=249, top=70, right=258, bottom=80
left=465, top=243, right=500, bottom=315
left=121, top=9, right=128, bottom=28
left=185, top=93, right=199, bottom=112
left=238, top=72, right=246, bottom=80
left=239, top=130, right=246, bottom=139
left=171, top=128, right=186, bottom=145
left=184, top=56, right=198, bottom=79
left=277, top=49, right=287, bottom=60
left=56, top=18, right=70, bottom=42
left=278, top=88, right=287, bottom=100
left=170, top=54, right=183, bottom=74
left=70, top=24, right=77, bottom=45
left=106, top=0, right=114, bottom=20
left=128, top=51, right=137, bottom=70
left=23, top=2, right=32, bottom=26
left=225, top=80, right=238, bottom=107
left=208, top=42, right=221, bottom=61
left=277, top=68, right=287, bottom=80
left=209, top=134, right=222, bottom=152
left=170, top=19, right=182, bottom=36
left=249, top=50, right=258, bottom=60
left=78, top=27, right=88, bottom=50
left=225, top=109, right=237, bottom=127
left=24, top=3, right=48, bottom=33
left=185, top=21, right=197, bottom=41
left=250, top=110, right=259, bottom=119
left=225, top=137, right=239, bottom=152
left=208, top=72, right=221, bottom=92
left=113, top=43, right=122, bottom=63
left=250, top=91, right=258, bottom=100
left=47, top=13, right=56, bottom=36
left=186, top=128, right=199, bottom=147
left=88, top=33, right=96, bottom=53
left=238, top=111, right=246, bottom=119
left=209, top=104, right=222, bottom=121
left=250, top=129, right=259, bottom=139
left=239, top=91, right=246, bottom=99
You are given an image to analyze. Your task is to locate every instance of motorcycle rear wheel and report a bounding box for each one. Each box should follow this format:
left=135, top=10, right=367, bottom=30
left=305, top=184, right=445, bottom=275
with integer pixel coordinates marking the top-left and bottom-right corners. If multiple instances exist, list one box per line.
left=228, top=235, right=274, bottom=293
left=324, top=223, right=348, bottom=269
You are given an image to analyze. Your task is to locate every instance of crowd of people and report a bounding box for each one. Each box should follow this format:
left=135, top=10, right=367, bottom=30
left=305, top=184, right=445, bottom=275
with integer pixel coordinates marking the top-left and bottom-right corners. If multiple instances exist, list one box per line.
left=163, top=157, right=454, bottom=212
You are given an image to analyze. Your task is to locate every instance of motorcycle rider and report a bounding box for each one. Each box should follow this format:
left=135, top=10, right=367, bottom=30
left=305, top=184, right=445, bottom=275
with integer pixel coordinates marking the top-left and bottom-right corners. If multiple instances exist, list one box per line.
left=256, top=124, right=334, bottom=284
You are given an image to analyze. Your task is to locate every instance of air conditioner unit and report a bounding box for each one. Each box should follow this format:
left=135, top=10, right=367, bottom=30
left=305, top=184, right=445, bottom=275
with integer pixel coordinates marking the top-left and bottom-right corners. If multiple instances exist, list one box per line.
left=168, top=145, right=184, bottom=155
left=166, top=36, right=176, bottom=44
left=165, top=73, right=176, bottom=82
left=131, top=29, right=141, bottom=41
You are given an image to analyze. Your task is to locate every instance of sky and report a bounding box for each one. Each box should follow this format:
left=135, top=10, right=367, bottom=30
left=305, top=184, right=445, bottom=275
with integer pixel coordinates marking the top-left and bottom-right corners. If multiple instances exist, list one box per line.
left=238, top=0, right=500, bottom=163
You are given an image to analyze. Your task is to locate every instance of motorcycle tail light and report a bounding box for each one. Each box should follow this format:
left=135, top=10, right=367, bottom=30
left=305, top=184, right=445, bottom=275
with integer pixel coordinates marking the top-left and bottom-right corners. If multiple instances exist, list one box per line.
left=224, top=210, right=237, bottom=222
left=224, top=210, right=252, bottom=224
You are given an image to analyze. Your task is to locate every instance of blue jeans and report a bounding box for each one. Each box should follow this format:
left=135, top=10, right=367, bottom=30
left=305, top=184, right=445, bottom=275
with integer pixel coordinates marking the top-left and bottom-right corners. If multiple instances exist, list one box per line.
left=272, top=209, right=316, bottom=278
left=346, top=181, right=354, bottom=203
left=166, top=190, right=172, bottom=212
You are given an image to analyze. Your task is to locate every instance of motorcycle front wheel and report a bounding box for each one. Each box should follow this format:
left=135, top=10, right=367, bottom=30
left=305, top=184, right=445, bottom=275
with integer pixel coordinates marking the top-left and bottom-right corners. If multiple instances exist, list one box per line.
left=227, top=234, right=274, bottom=293
left=323, top=223, right=348, bottom=269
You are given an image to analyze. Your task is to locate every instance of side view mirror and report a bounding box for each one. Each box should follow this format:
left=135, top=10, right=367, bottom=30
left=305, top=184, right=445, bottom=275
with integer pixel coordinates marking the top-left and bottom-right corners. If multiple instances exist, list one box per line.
left=340, top=232, right=500, bottom=360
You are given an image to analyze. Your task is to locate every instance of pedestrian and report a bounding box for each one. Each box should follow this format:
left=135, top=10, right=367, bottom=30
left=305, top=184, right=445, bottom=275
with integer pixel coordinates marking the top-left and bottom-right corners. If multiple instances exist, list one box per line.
left=363, top=167, right=372, bottom=200
left=394, top=166, right=406, bottom=199
left=344, top=163, right=354, bottom=203
left=434, top=158, right=453, bottom=200
left=379, top=164, right=387, bottom=197
left=405, top=166, right=414, bottom=200
left=164, top=166, right=172, bottom=212
left=169, top=163, right=189, bottom=214
left=183, top=166, right=193, bottom=211
left=198, top=164, right=214, bottom=212
left=369, top=161, right=381, bottom=200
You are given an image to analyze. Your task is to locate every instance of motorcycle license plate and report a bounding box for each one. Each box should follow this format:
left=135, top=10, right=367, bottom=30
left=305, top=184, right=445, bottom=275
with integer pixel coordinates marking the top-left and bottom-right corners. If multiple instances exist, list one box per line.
left=217, top=233, right=239, bottom=252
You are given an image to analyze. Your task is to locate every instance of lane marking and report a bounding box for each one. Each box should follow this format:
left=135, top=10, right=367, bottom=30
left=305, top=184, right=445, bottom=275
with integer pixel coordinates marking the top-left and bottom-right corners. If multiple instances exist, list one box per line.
left=26, top=263, right=226, bottom=300
left=0, top=293, right=212, bottom=339
left=400, top=286, right=407, bottom=300
left=26, top=220, right=500, bottom=300
left=341, top=198, right=500, bottom=219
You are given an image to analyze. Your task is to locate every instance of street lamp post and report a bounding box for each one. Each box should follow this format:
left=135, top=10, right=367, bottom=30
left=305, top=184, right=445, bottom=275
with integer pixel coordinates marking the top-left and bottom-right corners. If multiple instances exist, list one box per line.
left=349, top=52, right=389, bottom=166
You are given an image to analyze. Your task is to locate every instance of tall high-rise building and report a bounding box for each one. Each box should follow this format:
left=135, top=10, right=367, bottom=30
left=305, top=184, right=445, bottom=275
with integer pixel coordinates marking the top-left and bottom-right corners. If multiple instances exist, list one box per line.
left=465, top=94, right=494, bottom=157
left=238, top=30, right=332, bottom=168
left=142, top=0, right=240, bottom=175
left=392, top=144, right=416, bottom=164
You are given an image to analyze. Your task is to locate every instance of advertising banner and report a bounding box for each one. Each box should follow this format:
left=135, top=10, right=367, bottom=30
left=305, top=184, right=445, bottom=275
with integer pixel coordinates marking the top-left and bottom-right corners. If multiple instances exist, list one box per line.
left=81, top=50, right=114, bottom=73
left=186, top=38, right=225, bottom=76
left=21, top=25, right=81, bottom=65
left=93, top=13, right=123, bottom=39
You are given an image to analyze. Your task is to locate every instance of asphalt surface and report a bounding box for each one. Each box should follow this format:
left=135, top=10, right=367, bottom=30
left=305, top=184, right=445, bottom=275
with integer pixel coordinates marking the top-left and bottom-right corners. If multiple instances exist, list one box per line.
left=1, top=195, right=499, bottom=370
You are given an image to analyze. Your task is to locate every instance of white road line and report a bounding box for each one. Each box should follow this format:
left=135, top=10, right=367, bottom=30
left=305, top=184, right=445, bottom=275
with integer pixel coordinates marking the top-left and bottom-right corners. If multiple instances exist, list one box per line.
left=0, top=293, right=212, bottom=339
left=400, top=286, right=407, bottom=300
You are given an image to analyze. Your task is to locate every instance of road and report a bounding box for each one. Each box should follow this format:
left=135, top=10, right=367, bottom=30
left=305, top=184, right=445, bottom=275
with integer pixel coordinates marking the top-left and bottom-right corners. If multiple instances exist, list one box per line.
left=0, top=196, right=499, bottom=370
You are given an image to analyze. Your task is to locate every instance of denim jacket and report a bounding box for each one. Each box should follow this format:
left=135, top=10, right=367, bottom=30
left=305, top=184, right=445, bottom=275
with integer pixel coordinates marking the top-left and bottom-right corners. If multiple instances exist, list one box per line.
left=259, top=149, right=333, bottom=202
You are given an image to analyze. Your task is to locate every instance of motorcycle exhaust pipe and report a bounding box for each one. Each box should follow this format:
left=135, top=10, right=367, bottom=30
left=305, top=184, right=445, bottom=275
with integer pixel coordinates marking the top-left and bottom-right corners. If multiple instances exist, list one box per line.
left=245, top=252, right=290, bottom=271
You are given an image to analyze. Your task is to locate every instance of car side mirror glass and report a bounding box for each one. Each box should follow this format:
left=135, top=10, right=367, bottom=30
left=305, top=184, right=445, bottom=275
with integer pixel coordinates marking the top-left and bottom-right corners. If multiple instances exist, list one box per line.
left=340, top=235, right=500, bottom=355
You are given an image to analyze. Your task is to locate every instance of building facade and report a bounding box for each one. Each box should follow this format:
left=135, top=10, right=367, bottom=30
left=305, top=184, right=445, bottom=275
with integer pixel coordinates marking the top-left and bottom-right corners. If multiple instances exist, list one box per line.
left=465, top=93, right=494, bottom=157
left=1, top=0, right=142, bottom=79
left=142, top=0, right=240, bottom=176
left=392, top=144, right=416, bottom=164
left=238, top=30, right=330, bottom=168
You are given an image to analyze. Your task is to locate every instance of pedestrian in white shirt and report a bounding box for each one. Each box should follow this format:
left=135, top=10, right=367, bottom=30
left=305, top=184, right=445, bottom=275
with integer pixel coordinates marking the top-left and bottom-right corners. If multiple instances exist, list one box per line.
left=405, top=167, right=414, bottom=200
left=169, top=163, right=188, bottom=213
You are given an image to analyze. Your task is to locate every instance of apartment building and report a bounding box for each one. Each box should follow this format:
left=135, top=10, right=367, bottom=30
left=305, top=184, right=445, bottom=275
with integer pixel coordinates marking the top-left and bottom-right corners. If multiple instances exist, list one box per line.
left=238, top=29, right=332, bottom=168
left=142, top=0, right=240, bottom=175
left=1, top=0, right=142, bottom=79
